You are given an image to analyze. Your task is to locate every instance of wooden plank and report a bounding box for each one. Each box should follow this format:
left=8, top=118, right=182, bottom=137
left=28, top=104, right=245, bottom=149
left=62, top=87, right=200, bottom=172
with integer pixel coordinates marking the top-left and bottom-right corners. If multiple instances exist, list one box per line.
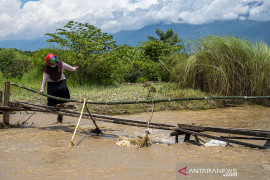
left=175, top=127, right=266, bottom=149
left=177, top=123, right=270, bottom=138
left=178, top=123, right=270, bottom=133
left=170, top=131, right=185, bottom=136
left=3, top=82, right=10, bottom=125
left=0, top=106, right=28, bottom=111
left=220, top=136, right=270, bottom=140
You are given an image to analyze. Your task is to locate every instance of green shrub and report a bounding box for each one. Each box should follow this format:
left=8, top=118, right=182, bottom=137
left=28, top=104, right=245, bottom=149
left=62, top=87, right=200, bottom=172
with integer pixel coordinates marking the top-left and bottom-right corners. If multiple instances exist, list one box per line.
left=0, top=48, right=32, bottom=78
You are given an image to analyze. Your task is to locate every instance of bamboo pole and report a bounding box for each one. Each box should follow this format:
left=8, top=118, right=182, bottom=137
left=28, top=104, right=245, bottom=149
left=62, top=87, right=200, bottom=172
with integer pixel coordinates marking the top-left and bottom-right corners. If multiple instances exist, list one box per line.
left=10, top=82, right=270, bottom=105
left=141, top=103, right=155, bottom=147
left=10, top=82, right=79, bottom=103
left=69, top=99, right=86, bottom=147
left=85, top=104, right=102, bottom=134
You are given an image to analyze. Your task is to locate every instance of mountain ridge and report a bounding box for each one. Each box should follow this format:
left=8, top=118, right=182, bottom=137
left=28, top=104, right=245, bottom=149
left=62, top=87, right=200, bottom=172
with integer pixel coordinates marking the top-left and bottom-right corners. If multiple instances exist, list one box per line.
left=0, top=20, right=269, bottom=51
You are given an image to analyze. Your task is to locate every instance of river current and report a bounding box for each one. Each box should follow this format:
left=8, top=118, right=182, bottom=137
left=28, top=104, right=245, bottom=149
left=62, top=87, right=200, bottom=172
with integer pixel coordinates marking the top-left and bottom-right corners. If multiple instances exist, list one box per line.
left=0, top=106, right=269, bottom=179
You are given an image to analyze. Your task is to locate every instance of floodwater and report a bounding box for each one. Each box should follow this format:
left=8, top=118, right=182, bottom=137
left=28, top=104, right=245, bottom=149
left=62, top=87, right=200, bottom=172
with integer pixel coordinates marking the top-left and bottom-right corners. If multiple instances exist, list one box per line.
left=0, top=106, right=270, bottom=180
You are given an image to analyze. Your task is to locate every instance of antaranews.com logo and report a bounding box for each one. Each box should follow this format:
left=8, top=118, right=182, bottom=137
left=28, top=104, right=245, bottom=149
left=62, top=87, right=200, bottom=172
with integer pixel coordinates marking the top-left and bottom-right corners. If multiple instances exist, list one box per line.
left=176, top=163, right=270, bottom=179
left=178, top=166, right=237, bottom=177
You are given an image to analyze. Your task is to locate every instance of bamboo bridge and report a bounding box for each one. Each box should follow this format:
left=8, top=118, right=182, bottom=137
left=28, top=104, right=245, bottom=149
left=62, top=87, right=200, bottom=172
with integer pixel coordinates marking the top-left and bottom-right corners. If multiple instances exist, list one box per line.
left=1, top=81, right=270, bottom=149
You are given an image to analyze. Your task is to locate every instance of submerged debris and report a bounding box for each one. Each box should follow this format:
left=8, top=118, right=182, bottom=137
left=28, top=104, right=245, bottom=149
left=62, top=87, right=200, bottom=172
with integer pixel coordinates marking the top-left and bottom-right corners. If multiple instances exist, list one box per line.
left=116, top=136, right=152, bottom=148
left=203, top=139, right=228, bottom=147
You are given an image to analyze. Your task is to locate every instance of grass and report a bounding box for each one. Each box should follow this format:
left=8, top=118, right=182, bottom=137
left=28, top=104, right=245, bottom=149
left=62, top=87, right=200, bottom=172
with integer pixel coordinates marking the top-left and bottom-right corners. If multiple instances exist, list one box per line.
left=175, top=36, right=270, bottom=106
left=1, top=79, right=224, bottom=115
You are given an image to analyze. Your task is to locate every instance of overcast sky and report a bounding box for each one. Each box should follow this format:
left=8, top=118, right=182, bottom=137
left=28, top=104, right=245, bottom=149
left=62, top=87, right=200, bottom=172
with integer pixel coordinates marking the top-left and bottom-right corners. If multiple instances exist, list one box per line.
left=0, top=0, right=269, bottom=41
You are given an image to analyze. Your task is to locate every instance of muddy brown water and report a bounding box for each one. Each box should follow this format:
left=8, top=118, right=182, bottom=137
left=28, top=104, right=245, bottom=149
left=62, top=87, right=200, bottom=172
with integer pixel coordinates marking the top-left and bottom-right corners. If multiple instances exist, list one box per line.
left=0, top=106, right=270, bottom=180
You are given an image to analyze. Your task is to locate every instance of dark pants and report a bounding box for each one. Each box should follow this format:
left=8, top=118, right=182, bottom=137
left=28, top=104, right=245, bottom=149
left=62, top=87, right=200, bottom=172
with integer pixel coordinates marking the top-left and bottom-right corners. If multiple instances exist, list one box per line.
left=47, top=79, right=70, bottom=106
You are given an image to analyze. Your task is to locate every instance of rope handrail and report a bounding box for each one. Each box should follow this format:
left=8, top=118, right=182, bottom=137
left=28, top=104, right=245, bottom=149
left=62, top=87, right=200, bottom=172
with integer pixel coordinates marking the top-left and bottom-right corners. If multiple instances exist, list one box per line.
left=10, top=82, right=270, bottom=105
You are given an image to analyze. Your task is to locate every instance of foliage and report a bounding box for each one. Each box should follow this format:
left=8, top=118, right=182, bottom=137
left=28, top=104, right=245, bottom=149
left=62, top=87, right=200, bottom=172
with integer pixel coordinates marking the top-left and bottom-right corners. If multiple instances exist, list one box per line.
left=0, top=48, right=32, bottom=78
left=141, top=28, right=184, bottom=62
left=138, top=28, right=185, bottom=82
left=31, top=48, right=73, bottom=70
left=175, top=36, right=270, bottom=99
left=110, top=44, right=170, bottom=83
left=147, top=28, right=183, bottom=47
left=44, top=21, right=118, bottom=85
left=45, top=21, right=116, bottom=55
left=109, top=45, right=144, bottom=83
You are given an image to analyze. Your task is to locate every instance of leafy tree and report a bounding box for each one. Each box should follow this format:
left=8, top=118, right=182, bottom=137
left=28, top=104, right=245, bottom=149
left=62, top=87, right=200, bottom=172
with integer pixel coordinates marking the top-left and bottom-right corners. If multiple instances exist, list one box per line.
left=110, top=45, right=145, bottom=82
left=110, top=44, right=168, bottom=82
left=45, top=21, right=116, bottom=56
left=147, top=28, right=183, bottom=47
left=140, top=28, right=183, bottom=62
left=44, top=21, right=118, bottom=85
left=137, top=28, right=184, bottom=81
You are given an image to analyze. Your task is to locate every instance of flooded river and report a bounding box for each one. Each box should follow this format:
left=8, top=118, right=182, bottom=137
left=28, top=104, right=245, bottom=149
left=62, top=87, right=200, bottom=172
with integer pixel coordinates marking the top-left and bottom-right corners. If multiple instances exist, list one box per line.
left=0, top=106, right=269, bottom=180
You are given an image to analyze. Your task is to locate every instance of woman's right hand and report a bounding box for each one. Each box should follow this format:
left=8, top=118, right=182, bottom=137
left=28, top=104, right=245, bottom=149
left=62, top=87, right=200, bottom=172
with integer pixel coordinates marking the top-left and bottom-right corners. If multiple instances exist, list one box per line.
left=37, top=91, right=43, bottom=94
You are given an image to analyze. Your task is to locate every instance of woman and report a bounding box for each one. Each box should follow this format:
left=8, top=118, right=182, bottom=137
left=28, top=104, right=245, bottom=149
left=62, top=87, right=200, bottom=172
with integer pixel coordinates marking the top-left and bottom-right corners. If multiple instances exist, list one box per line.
left=38, top=53, right=79, bottom=109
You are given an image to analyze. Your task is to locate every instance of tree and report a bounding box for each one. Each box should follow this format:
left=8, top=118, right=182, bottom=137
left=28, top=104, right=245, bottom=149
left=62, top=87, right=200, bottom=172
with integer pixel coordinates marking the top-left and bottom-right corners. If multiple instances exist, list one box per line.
left=45, top=21, right=118, bottom=85
left=45, top=21, right=116, bottom=56
left=138, top=28, right=185, bottom=81
left=147, top=28, right=183, bottom=47
left=140, top=28, right=183, bottom=62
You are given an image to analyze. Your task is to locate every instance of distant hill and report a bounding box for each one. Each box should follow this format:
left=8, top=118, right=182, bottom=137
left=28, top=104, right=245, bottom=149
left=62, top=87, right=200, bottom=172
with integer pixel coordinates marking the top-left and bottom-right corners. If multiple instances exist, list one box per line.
left=0, top=37, right=50, bottom=51
left=0, top=20, right=269, bottom=51
left=113, top=20, right=270, bottom=46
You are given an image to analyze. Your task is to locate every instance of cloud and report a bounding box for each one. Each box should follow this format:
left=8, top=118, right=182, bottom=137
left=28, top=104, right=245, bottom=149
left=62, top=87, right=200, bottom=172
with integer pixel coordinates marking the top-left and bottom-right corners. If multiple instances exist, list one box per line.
left=0, top=0, right=269, bottom=40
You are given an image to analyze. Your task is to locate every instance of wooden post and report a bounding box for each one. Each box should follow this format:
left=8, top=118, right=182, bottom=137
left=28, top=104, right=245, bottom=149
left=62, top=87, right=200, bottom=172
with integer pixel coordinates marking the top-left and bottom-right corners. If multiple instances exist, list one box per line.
left=0, top=91, right=2, bottom=115
left=0, top=90, right=2, bottom=105
left=183, top=134, right=191, bottom=142
left=3, top=82, right=10, bottom=125
left=175, top=134, right=179, bottom=143
left=264, top=140, right=270, bottom=148
left=57, top=114, right=63, bottom=123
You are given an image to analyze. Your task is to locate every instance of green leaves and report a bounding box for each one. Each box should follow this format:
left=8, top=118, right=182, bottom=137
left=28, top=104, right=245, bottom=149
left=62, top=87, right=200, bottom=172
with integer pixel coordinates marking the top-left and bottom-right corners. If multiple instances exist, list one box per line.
left=44, top=21, right=118, bottom=85
left=0, top=48, right=32, bottom=78
left=147, top=28, right=183, bottom=47
left=140, top=28, right=183, bottom=62
left=45, top=21, right=116, bottom=56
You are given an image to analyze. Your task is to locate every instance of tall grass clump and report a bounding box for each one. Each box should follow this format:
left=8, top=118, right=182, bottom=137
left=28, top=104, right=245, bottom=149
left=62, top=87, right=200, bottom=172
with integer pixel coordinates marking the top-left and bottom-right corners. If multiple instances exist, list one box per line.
left=175, top=36, right=270, bottom=101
